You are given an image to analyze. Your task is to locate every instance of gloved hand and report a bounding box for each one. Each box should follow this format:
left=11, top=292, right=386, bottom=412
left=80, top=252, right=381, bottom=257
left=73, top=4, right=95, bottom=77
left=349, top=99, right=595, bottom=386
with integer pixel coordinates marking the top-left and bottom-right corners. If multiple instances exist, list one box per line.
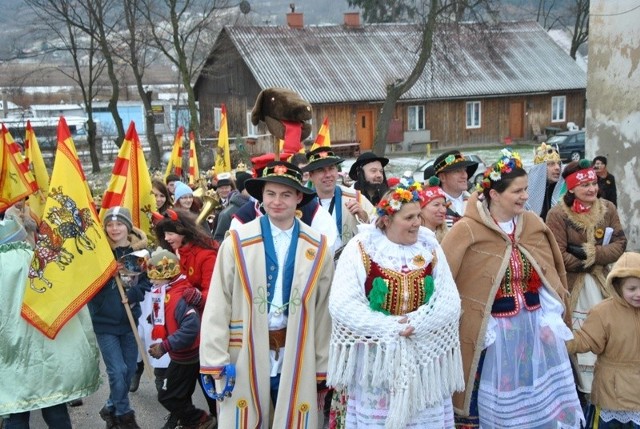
left=567, top=244, right=587, bottom=260
left=148, top=343, right=166, bottom=359
left=183, top=288, right=204, bottom=311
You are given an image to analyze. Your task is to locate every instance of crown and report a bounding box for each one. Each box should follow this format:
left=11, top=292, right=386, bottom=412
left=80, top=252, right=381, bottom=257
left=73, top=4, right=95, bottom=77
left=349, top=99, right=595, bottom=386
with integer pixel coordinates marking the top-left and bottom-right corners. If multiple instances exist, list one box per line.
left=147, top=254, right=181, bottom=280
left=376, top=176, right=423, bottom=216
left=477, top=149, right=523, bottom=191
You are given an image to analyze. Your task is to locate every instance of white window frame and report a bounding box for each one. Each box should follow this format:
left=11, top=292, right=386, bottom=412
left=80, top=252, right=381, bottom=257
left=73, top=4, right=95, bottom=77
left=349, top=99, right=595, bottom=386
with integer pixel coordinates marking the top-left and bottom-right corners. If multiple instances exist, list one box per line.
left=407, top=105, right=425, bottom=131
left=551, top=96, right=566, bottom=123
left=246, top=111, right=259, bottom=136
left=466, top=101, right=481, bottom=129
left=214, top=107, right=222, bottom=131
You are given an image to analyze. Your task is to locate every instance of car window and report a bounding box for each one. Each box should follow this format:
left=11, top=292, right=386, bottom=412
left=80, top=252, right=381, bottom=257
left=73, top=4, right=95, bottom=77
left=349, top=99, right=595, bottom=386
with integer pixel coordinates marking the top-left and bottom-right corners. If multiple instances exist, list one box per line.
left=548, top=135, right=568, bottom=145
left=576, top=132, right=585, bottom=143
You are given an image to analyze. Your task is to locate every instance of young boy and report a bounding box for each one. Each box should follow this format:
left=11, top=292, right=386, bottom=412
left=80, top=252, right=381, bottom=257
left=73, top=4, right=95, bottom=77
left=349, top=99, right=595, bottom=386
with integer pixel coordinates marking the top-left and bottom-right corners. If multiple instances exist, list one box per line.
left=146, top=249, right=215, bottom=429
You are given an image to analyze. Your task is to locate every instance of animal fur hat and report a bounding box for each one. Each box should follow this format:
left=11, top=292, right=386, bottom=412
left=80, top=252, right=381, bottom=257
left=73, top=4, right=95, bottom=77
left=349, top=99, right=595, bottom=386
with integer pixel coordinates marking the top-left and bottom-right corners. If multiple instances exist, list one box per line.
left=251, top=87, right=312, bottom=148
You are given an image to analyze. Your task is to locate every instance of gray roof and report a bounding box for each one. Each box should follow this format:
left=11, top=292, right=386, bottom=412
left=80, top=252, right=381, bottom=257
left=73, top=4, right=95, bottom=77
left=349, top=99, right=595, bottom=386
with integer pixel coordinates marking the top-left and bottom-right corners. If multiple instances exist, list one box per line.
left=223, top=21, right=586, bottom=104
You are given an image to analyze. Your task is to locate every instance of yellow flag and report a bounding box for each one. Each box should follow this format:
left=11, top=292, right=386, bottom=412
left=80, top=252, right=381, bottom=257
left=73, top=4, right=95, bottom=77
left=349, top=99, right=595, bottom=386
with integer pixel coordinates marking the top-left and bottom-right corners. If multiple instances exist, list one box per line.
left=187, top=131, right=199, bottom=185
left=22, top=117, right=117, bottom=339
left=24, top=120, right=50, bottom=221
left=0, top=124, right=38, bottom=213
left=164, top=126, right=184, bottom=180
left=214, top=104, right=231, bottom=174
left=100, top=121, right=157, bottom=239
left=311, top=117, right=331, bottom=150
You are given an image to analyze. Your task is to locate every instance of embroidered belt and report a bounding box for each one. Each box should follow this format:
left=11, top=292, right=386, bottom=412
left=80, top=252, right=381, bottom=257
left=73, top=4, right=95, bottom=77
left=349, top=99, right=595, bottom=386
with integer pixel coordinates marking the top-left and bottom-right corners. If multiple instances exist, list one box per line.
left=491, top=291, right=541, bottom=317
left=269, top=328, right=287, bottom=360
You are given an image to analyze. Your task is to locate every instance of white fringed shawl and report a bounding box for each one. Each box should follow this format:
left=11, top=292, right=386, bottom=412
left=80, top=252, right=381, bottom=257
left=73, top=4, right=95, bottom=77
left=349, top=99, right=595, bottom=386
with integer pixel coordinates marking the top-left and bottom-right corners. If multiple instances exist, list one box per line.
left=328, top=225, right=464, bottom=428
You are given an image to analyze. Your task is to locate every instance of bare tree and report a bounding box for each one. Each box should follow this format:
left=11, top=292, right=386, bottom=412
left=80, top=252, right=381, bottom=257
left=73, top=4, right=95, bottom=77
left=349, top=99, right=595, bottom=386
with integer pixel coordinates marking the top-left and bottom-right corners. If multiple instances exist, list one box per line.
left=348, top=0, right=499, bottom=156
left=24, top=0, right=107, bottom=173
left=567, top=0, right=589, bottom=59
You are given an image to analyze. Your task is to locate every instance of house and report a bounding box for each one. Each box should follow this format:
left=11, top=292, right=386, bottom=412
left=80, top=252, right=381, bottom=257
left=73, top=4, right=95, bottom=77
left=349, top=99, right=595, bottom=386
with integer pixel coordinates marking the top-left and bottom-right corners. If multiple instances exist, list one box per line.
left=194, top=14, right=587, bottom=154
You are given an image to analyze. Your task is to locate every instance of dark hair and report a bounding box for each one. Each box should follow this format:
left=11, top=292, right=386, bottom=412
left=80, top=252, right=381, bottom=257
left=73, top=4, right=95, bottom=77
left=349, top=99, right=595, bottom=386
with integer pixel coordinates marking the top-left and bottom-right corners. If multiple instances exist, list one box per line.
left=593, top=156, right=607, bottom=166
left=289, top=152, right=308, bottom=167
left=152, top=179, right=173, bottom=213
left=611, top=276, right=629, bottom=296
left=561, top=160, right=591, bottom=206
left=482, top=167, right=527, bottom=204
left=165, top=174, right=180, bottom=184
left=154, top=208, right=216, bottom=251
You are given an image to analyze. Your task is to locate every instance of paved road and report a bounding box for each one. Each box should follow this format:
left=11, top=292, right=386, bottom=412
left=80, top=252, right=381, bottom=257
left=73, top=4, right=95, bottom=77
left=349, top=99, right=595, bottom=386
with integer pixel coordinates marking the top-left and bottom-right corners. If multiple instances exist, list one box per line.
left=25, top=360, right=211, bottom=429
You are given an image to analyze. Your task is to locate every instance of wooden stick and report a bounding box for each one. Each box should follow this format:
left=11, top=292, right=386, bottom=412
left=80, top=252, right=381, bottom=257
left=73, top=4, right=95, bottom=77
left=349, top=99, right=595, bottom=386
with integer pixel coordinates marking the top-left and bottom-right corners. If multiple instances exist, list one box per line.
left=114, top=274, right=154, bottom=380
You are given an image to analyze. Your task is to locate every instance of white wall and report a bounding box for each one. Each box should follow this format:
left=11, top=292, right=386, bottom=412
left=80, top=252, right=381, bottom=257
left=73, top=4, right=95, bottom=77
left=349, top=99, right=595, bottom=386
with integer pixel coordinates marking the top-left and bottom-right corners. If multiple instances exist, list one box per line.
left=586, top=0, right=640, bottom=250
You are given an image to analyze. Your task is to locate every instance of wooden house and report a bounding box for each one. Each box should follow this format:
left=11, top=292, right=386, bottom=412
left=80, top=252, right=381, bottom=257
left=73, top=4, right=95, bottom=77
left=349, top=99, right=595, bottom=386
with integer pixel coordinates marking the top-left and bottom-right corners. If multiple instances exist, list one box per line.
left=194, top=14, right=586, bottom=155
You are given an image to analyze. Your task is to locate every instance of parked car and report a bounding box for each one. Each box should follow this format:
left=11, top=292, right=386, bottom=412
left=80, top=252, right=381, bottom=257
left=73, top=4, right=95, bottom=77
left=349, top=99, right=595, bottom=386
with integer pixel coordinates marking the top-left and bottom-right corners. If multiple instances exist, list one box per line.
left=547, top=130, right=585, bottom=162
left=413, top=154, right=487, bottom=190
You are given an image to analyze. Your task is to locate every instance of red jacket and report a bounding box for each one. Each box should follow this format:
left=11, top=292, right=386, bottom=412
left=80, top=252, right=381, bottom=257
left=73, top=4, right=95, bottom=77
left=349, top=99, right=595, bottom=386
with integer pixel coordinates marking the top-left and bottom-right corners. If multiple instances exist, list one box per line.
left=178, top=242, right=217, bottom=301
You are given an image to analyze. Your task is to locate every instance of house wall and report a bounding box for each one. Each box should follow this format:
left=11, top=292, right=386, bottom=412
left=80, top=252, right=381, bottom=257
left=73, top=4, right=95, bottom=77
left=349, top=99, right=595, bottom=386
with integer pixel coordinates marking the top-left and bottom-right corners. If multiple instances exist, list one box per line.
left=586, top=0, right=640, bottom=250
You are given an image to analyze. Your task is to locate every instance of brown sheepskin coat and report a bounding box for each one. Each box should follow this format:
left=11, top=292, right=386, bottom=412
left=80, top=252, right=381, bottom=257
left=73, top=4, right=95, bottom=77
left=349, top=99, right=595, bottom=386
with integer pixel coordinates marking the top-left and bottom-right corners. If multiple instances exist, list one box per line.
left=441, top=192, right=571, bottom=416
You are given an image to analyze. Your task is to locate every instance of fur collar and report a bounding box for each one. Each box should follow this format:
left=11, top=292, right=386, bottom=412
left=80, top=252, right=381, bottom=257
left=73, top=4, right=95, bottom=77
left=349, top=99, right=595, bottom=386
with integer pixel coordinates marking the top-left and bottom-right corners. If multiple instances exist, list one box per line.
left=558, top=198, right=606, bottom=239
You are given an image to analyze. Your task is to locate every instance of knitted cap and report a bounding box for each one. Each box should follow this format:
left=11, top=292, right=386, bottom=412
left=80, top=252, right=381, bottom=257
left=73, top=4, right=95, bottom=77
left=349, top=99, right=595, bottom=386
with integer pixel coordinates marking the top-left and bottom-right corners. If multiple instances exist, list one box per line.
left=103, top=206, right=133, bottom=232
left=173, top=182, right=193, bottom=201
left=147, top=248, right=181, bottom=280
left=606, top=252, right=640, bottom=292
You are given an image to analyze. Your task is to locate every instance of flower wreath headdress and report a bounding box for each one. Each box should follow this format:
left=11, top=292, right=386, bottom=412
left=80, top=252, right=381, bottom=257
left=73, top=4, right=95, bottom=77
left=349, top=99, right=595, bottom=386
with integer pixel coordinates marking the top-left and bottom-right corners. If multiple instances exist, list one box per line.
left=477, top=149, right=523, bottom=192
left=376, top=176, right=423, bottom=216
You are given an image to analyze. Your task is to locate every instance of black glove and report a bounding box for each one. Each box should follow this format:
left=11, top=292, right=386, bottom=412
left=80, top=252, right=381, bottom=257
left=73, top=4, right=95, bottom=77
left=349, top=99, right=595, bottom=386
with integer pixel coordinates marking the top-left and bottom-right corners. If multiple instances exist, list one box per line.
left=567, top=244, right=587, bottom=260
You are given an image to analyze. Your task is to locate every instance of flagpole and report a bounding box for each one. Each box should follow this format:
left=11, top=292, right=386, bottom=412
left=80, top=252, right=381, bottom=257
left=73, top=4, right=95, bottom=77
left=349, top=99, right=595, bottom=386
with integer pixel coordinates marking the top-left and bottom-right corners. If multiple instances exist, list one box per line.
left=115, top=274, right=154, bottom=380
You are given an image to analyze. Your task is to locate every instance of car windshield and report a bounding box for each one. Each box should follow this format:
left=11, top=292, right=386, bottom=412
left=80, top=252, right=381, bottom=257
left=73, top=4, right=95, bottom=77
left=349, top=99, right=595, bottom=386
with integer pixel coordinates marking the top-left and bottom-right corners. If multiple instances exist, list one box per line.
left=547, top=135, right=569, bottom=144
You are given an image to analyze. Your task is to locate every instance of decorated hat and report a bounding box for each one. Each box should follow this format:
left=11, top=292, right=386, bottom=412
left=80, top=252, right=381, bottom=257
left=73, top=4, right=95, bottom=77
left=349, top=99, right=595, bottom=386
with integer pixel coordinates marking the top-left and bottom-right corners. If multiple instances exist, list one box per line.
left=376, top=176, right=423, bottom=217
left=103, top=206, right=133, bottom=232
left=244, top=161, right=316, bottom=207
left=534, top=143, right=561, bottom=165
left=433, top=150, right=478, bottom=178
left=147, top=248, right=181, bottom=280
left=477, top=149, right=523, bottom=191
left=420, top=176, right=446, bottom=207
left=348, top=152, right=389, bottom=181
left=302, top=147, right=344, bottom=172
left=216, top=172, right=234, bottom=188
left=566, top=159, right=597, bottom=191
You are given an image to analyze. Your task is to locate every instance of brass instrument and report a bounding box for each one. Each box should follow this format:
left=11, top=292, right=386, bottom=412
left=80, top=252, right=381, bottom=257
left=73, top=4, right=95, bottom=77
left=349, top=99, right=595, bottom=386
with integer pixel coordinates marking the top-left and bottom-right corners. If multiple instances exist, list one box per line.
left=193, top=178, right=222, bottom=225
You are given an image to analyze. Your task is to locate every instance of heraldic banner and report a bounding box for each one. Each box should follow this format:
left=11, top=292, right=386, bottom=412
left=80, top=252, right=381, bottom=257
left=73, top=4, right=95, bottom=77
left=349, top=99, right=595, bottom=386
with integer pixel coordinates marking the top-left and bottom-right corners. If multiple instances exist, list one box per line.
left=22, top=117, right=117, bottom=339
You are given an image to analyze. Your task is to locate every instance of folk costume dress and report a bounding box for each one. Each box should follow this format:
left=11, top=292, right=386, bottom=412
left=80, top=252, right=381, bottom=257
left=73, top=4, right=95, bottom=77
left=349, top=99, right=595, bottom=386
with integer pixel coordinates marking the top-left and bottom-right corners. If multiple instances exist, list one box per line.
left=200, top=216, right=335, bottom=429
left=546, top=197, right=627, bottom=393
left=327, top=225, right=464, bottom=428
left=442, top=192, right=584, bottom=429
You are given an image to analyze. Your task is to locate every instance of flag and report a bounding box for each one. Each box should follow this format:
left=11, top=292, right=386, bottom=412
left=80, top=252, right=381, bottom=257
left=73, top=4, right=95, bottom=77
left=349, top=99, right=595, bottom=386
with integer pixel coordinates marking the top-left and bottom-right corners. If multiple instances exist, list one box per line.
left=311, top=117, right=331, bottom=150
left=24, top=120, right=50, bottom=221
left=187, top=131, right=199, bottom=185
left=214, top=104, right=231, bottom=174
left=22, top=117, right=117, bottom=339
left=100, top=121, right=157, bottom=238
left=0, top=124, right=38, bottom=213
left=164, top=126, right=184, bottom=180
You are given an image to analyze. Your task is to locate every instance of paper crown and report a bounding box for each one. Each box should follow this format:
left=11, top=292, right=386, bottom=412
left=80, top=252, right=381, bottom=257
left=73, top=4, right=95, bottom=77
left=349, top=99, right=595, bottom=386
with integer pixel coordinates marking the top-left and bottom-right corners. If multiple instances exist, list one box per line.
left=147, top=249, right=181, bottom=280
left=534, top=143, right=561, bottom=165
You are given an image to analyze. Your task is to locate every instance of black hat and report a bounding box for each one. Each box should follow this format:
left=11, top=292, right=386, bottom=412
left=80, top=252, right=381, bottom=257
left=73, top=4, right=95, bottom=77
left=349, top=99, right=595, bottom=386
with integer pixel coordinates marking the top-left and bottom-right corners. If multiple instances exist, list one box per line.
left=433, top=150, right=478, bottom=178
left=302, top=147, right=344, bottom=172
left=235, top=171, right=253, bottom=193
left=244, top=161, right=316, bottom=207
left=216, top=178, right=233, bottom=188
left=348, top=152, right=389, bottom=181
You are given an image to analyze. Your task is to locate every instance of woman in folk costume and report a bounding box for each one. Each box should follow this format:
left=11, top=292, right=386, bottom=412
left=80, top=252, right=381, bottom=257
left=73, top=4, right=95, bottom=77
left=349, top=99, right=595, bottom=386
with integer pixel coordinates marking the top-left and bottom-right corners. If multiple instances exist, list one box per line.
left=441, top=150, right=584, bottom=428
left=420, top=176, right=449, bottom=243
left=546, top=159, right=627, bottom=394
left=327, top=176, right=464, bottom=428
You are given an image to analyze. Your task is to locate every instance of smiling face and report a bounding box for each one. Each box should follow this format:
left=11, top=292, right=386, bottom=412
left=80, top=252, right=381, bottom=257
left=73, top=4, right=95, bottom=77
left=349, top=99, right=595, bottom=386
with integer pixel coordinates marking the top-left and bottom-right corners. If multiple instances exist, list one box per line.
left=383, top=202, right=422, bottom=245
left=217, top=185, right=232, bottom=199
left=176, top=194, right=194, bottom=209
left=570, top=180, right=598, bottom=205
left=420, top=197, right=447, bottom=231
left=309, top=164, right=339, bottom=198
left=439, top=167, right=469, bottom=196
left=262, top=182, right=303, bottom=230
left=363, top=161, right=384, bottom=184
left=152, top=187, right=167, bottom=209
left=105, top=220, right=130, bottom=246
left=489, top=175, right=529, bottom=222
left=164, top=231, right=185, bottom=251
left=620, top=277, right=640, bottom=308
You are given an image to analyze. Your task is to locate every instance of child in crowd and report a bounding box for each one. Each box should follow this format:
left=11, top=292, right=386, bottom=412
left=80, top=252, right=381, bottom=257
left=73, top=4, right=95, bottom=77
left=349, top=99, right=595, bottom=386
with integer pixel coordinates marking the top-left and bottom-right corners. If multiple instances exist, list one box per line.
left=567, top=251, right=640, bottom=428
left=89, top=206, right=151, bottom=429
left=146, top=249, right=215, bottom=429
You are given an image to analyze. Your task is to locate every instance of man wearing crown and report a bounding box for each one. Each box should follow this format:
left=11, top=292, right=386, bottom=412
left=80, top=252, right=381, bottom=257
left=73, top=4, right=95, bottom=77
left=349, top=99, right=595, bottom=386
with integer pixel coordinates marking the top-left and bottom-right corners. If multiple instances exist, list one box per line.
left=525, top=142, right=566, bottom=220
left=200, top=161, right=335, bottom=429
left=302, top=147, right=376, bottom=249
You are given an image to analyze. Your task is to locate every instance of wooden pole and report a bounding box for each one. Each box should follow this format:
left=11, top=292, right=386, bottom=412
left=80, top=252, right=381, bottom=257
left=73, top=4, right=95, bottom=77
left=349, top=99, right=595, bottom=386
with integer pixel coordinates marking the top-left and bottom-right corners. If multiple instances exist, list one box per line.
left=114, top=274, right=154, bottom=380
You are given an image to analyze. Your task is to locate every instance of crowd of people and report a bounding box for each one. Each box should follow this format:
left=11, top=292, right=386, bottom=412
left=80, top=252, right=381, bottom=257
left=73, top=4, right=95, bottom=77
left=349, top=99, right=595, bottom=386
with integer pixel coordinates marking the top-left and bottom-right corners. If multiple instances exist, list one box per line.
left=1, top=141, right=636, bottom=429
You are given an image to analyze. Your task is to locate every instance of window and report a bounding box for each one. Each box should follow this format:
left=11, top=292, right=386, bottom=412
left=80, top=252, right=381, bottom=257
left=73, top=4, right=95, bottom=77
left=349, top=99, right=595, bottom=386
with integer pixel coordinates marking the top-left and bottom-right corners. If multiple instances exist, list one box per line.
left=214, top=107, right=222, bottom=131
left=551, top=96, right=566, bottom=122
left=246, top=111, right=259, bottom=136
left=466, top=101, right=481, bottom=129
left=407, top=105, right=425, bottom=131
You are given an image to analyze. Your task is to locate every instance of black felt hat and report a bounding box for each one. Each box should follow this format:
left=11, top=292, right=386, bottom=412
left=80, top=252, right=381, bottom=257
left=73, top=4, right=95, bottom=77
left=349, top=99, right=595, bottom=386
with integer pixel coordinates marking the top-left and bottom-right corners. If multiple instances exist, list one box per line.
left=348, top=152, right=389, bottom=181
left=433, top=150, right=478, bottom=178
left=302, top=147, right=344, bottom=172
left=244, top=161, right=316, bottom=207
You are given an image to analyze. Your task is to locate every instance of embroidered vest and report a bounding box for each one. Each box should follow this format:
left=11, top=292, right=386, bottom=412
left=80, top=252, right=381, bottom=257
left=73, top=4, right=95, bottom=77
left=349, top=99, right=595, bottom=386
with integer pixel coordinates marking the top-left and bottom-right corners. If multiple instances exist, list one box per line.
left=491, top=247, right=542, bottom=317
left=359, top=242, right=434, bottom=315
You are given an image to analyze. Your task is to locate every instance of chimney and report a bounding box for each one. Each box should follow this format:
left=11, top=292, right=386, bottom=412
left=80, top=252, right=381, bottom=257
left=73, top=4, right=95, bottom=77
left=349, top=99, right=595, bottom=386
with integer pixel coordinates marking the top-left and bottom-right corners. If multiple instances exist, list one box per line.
left=343, top=12, right=360, bottom=27
left=287, top=12, right=304, bottom=28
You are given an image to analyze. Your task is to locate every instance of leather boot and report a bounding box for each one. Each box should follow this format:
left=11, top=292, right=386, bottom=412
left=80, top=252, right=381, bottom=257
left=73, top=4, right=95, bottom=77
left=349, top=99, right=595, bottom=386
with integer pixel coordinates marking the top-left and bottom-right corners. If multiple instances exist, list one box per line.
left=99, top=405, right=119, bottom=429
left=118, top=411, right=141, bottom=429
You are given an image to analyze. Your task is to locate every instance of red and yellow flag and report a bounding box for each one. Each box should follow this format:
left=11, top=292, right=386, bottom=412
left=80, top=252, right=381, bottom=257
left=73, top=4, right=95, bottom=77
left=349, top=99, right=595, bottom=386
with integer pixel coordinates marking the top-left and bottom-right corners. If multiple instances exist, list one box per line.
left=187, top=131, right=199, bottom=185
left=164, top=126, right=184, bottom=180
left=0, top=124, right=38, bottom=213
left=214, top=104, right=231, bottom=174
left=100, top=121, right=157, bottom=238
left=24, top=121, right=51, bottom=221
left=311, top=117, right=331, bottom=151
left=22, top=117, right=117, bottom=339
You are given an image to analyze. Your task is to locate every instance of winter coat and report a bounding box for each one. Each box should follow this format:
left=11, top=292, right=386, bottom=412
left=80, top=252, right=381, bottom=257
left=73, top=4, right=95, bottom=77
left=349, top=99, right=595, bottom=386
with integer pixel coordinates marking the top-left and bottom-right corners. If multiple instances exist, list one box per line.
left=441, top=191, right=570, bottom=415
left=161, top=276, right=201, bottom=363
left=177, top=241, right=217, bottom=301
left=567, top=252, right=640, bottom=411
left=213, top=192, right=250, bottom=243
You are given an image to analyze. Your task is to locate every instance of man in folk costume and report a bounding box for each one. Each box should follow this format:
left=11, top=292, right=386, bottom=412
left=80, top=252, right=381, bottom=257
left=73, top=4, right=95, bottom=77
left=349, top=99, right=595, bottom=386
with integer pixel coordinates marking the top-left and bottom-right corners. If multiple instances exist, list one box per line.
left=302, top=147, right=375, bottom=249
left=347, top=152, right=390, bottom=206
left=431, top=150, right=478, bottom=228
left=200, top=161, right=335, bottom=429
left=525, top=142, right=566, bottom=220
